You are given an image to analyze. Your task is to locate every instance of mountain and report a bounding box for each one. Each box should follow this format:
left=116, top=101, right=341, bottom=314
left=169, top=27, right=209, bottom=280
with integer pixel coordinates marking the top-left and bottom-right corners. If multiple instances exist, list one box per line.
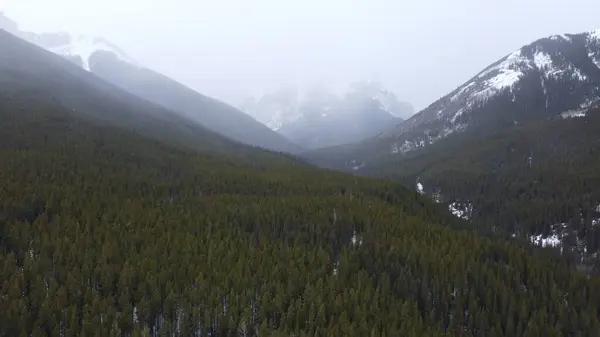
left=3, top=27, right=600, bottom=336
left=242, top=82, right=412, bottom=149
left=366, top=106, right=600, bottom=269
left=306, top=28, right=600, bottom=167
left=382, top=29, right=600, bottom=154
left=1, top=13, right=302, bottom=154
left=304, top=28, right=600, bottom=270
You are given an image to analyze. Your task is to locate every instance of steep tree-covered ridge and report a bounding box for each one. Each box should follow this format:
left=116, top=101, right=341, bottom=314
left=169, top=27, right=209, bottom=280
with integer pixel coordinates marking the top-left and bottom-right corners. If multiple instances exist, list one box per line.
left=3, top=27, right=600, bottom=337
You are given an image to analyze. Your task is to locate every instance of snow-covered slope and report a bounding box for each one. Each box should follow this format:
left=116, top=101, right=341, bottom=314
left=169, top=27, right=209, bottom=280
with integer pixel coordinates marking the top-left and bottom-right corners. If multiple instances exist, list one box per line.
left=385, top=29, right=600, bottom=154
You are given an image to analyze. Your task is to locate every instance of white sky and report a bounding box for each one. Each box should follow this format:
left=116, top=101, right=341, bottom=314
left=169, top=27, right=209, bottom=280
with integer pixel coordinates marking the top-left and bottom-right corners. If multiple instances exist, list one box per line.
left=3, top=0, right=600, bottom=111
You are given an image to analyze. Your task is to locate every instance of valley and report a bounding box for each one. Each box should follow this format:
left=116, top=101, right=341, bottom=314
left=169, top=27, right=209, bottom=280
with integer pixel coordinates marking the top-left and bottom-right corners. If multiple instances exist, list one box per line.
left=2, top=8, right=600, bottom=337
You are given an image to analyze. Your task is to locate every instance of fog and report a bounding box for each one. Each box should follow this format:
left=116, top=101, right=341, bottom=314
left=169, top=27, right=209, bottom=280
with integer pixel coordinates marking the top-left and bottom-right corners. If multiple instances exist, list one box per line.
left=4, top=0, right=600, bottom=111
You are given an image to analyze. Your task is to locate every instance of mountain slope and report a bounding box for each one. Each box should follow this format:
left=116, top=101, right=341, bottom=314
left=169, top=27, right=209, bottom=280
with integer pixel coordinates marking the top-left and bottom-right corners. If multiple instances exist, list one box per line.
left=306, top=104, right=600, bottom=270
left=383, top=29, right=600, bottom=154
left=370, top=106, right=600, bottom=269
left=3, top=25, right=600, bottom=337
left=306, top=28, right=600, bottom=167
left=0, top=29, right=247, bottom=154
left=303, top=29, right=600, bottom=268
left=87, top=51, right=303, bottom=153
left=1, top=14, right=302, bottom=153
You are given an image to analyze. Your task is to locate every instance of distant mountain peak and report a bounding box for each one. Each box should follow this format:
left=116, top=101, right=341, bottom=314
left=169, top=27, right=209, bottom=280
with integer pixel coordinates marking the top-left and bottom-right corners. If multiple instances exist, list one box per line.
left=242, top=82, right=411, bottom=149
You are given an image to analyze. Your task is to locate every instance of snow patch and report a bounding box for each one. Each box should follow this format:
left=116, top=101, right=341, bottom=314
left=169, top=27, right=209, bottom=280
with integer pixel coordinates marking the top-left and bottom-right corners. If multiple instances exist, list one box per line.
left=532, top=51, right=584, bottom=79
left=459, top=50, right=530, bottom=110
left=449, top=82, right=474, bottom=102
left=351, top=162, right=365, bottom=171
left=533, top=51, right=553, bottom=70
left=477, top=50, right=528, bottom=85
left=416, top=182, right=424, bottom=195
left=351, top=230, right=363, bottom=247
left=486, top=66, right=523, bottom=91
left=550, top=34, right=571, bottom=42
left=530, top=233, right=562, bottom=248
left=589, top=52, right=600, bottom=70
left=47, top=35, right=139, bottom=71
left=450, top=107, right=466, bottom=123
left=561, top=110, right=586, bottom=119
left=448, top=201, right=473, bottom=220
left=133, top=306, right=139, bottom=324
left=572, top=68, right=587, bottom=81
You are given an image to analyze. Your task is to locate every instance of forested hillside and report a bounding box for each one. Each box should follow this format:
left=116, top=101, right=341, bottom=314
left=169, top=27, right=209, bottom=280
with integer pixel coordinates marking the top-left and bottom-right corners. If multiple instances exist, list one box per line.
left=3, top=75, right=600, bottom=337
left=352, top=107, right=600, bottom=269
left=3, top=26, right=600, bottom=337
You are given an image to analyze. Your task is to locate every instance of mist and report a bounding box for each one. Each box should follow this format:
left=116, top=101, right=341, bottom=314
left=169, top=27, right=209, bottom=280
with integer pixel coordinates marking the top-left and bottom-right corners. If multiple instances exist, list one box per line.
left=4, top=0, right=600, bottom=112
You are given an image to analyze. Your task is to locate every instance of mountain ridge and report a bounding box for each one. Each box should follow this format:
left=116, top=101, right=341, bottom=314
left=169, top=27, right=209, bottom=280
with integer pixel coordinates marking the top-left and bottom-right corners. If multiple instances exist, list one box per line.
left=0, top=14, right=303, bottom=154
left=382, top=28, right=600, bottom=154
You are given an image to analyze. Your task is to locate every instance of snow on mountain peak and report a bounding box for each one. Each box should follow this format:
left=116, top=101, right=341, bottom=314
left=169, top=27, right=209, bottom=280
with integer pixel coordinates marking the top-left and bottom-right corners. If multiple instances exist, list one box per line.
left=388, top=28, right=600, bottom=155
left=47, top=35, right=139, bottom=71
left=477, top=50, right=527, bottom=96
left=476, top=50, right=535, bottom=95
left=438, top=32, right=597, bottom=120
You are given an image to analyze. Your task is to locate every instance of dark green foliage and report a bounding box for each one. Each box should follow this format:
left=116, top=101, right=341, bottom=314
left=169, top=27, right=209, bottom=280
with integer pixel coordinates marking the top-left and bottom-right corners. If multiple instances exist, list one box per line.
left=1, top=67, right=600, bottom=337
left=351, top=107, right=600, bottom=267
left=2, top=28, right=600, bottom=337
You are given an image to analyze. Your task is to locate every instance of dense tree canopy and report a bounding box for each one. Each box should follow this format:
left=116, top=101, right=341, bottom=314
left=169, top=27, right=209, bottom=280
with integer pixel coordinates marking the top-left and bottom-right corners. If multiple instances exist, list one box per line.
left=2, top=85, right=600, bottom=337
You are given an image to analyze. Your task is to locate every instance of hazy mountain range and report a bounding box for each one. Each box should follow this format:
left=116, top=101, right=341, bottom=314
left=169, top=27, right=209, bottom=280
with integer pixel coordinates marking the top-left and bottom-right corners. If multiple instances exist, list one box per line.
left=304, top=27, right=600, bottom=267
left=240, top=81, right=413, bottom=149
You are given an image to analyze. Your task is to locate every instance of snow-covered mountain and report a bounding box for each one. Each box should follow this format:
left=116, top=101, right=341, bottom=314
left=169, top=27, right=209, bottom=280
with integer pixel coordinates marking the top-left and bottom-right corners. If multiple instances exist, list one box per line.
left=0, top=13, right=302, bottom=153
left=385, top=29, right=600, bottom=154
left=241, top=82, right=413, bottom=149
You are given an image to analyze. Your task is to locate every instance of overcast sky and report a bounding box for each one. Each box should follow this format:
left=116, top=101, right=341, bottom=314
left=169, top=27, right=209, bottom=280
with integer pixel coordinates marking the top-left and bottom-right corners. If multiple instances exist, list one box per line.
left=3, top=0, right=600, bottom=111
